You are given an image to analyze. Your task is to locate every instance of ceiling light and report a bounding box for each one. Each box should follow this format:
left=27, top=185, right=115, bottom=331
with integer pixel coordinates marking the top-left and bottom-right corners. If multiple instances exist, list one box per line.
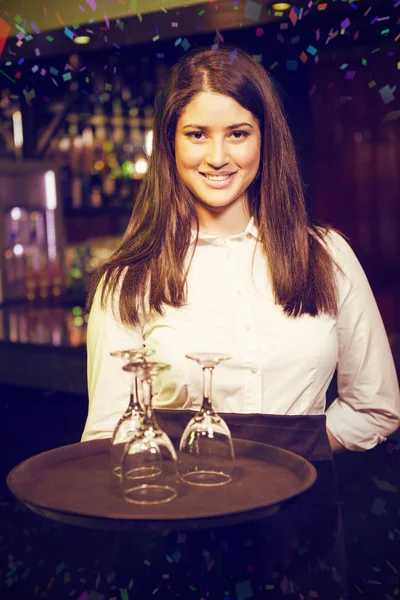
left=73, top=36, right=91, bottom=45
left=272, top=2, right=292, bottom=10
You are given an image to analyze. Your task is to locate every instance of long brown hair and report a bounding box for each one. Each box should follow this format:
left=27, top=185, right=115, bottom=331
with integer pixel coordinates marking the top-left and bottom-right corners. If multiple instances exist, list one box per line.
left=87, top=43, right=344, bottom=326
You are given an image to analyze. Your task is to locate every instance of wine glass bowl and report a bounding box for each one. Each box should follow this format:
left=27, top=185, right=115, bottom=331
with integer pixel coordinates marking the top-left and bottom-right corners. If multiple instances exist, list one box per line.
left=179, top=352, right=235, bottom=486
left=109, top=348, right=155, bottom=480
left=121, top=361, right=178, bottom=504
left=186, top=352, right=232, bottom=368
left=110, top=347, right=155, bottom=361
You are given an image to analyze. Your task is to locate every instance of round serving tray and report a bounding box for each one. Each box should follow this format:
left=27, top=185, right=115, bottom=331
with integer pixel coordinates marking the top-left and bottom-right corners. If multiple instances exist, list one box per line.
left=7, top=438, right=317, bottom=532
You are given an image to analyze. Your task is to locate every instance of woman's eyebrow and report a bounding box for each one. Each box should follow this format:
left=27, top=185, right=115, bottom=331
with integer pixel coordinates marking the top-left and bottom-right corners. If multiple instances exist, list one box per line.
left=182, top=122, right=253, bottom=130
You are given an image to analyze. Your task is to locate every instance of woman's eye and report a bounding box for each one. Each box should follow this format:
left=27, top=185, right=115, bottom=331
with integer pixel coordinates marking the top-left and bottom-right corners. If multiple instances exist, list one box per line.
left=186, top=131, right=249, bottom=140
left=186, top=132, right=204, bottom=140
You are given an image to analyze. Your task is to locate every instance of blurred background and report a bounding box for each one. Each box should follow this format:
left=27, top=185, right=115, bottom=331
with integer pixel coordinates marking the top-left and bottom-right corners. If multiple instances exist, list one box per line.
left=0, top=0, right=399, bottom=597
left=0, top=0, right=399, bottom=375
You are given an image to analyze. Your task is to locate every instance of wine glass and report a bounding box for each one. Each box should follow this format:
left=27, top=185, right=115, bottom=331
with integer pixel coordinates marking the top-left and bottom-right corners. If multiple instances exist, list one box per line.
left=109, top=347, right=155, bottom=480
left=179, top=352, right=235, bottom=486
left=121, top=361, right=178, bottom=504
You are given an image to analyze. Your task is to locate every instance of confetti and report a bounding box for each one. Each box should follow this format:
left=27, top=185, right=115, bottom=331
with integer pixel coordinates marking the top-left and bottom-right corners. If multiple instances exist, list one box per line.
left=371, top=497, right=387, bottom=515
left=172, top=551, right=182, bottom=563
left=0, top=68, right=15, bottom=82
left=341, top=17, right=351, bottom=29
left=309, top=83, right=317, bottom=96
left=0, top=17, right=11, bottom=58
left=230, top=48, right=238, bottom=62
left=379, top=85, right=395, bottom=104
left=64, top=27, right=75, bottom=40
left=87, top=592, right=105, bottom=600
left=372, top=477, right=399, bottom=492
left=56, top=561, right=66, bottom=574
left=386, top=560, right=399, bottom=574
left=383, top=110, right=400, bottom=120
left=280, top=576, right=290, bottom=593
left=30, top=22, right=41, bottom=34
left=86, top=0, right=97, bottom=9
left=24, top=89, right=39, bottom=104
left=244, top=0, right=262, bottom=22
left=289, top=8, right=298, bottom=26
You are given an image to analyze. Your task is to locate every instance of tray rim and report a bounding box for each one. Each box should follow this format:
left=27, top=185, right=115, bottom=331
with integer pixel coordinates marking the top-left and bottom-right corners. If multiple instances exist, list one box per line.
left=7, top=437, right=318, bottom=531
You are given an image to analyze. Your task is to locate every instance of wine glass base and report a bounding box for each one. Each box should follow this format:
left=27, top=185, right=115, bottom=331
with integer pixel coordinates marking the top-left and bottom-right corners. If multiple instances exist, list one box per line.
left=124, top=484, right=177, bottom=504
left=124, top=466, right=162, bottom=479
left=180, top=470, right=232, bottom=486
left=112, top=465, right=122, bottom=479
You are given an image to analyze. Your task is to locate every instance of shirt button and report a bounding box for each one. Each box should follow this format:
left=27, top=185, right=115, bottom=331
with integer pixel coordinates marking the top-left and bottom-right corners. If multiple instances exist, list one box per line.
left=226, top=252, right=230, bottom=259
left=237, top=290, right=242, bottom=296
left=250, top=368, right=258, bottom=374
left=245, top=325, right=251, bottom=331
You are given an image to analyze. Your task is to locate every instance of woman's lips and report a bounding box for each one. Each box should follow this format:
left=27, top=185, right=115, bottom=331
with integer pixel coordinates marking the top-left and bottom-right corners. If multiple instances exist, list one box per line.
left=199, top=172, right=236, bottom=189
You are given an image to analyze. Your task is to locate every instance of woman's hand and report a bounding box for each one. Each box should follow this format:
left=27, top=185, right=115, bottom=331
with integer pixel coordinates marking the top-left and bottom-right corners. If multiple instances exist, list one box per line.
left=326, top=427, right=347, bottom=454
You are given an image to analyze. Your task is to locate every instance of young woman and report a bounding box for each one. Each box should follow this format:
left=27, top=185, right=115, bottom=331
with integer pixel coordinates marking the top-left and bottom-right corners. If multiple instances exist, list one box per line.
left=80, top=43, right=400, bottom=598
left=81, top=44, right=399, bottom=448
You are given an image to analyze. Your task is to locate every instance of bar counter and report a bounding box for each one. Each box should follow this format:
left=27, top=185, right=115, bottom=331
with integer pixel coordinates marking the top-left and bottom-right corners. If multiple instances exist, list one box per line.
left=0, top=303, right=87, bottom=395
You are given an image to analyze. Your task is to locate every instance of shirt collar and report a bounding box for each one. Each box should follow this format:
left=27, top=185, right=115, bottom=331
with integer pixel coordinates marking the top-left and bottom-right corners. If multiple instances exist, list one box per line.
left=190, top=216, right=260, bottom=245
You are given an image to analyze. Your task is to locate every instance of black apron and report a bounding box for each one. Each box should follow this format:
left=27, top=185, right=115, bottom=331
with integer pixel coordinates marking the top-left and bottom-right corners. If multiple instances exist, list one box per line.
left=149, top=409, right=349, bottom=599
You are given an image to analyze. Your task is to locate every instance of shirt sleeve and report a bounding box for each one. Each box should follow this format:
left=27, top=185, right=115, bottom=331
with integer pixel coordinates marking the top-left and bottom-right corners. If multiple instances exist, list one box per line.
left=81, top=280, right=144, bottom=442
left=324, top=230, right=400, bottom=451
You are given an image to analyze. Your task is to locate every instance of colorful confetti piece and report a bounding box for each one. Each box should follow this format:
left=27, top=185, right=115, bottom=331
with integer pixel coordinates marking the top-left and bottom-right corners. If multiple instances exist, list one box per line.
left=244, top=0, right=262, bottom=22
left=0, top=17, right=11, bottom=58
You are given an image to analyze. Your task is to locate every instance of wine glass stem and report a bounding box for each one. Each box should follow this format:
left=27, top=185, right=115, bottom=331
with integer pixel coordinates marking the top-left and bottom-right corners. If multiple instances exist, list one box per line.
left=202, top=367, right=214, bottom=413
left=127, top=373, right=141, bottom=411
left=143, top=378, right=154, bottom=423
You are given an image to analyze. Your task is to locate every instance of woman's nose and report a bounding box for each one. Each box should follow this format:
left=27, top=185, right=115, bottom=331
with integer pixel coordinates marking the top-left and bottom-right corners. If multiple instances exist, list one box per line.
left=206, top=140, right=230, bottom=165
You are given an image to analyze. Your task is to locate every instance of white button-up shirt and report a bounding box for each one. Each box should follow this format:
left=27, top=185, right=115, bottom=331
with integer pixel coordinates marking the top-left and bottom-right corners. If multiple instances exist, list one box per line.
left=82, top=217, right=400, bottom=450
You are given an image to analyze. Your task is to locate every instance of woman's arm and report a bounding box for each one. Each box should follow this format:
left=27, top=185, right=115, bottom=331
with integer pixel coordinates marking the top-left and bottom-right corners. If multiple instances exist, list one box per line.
left=324, top=231, right=400, bottom=451
left=81, top=283, right=144, bottom=442
left=327, top=427, right=346, bottom=454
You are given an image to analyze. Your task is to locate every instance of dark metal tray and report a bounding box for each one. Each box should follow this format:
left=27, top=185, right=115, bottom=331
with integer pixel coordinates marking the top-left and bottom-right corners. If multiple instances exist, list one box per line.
left=7, top=437, right=317, bottom=531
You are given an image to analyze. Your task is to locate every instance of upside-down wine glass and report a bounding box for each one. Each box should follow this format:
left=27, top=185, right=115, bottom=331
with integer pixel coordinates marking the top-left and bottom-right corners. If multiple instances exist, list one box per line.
left=179, top=352, right=235, bottom=486
left=121, top=361, right=178, bottom=504
left=109, top=347, right=155, bottom=480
